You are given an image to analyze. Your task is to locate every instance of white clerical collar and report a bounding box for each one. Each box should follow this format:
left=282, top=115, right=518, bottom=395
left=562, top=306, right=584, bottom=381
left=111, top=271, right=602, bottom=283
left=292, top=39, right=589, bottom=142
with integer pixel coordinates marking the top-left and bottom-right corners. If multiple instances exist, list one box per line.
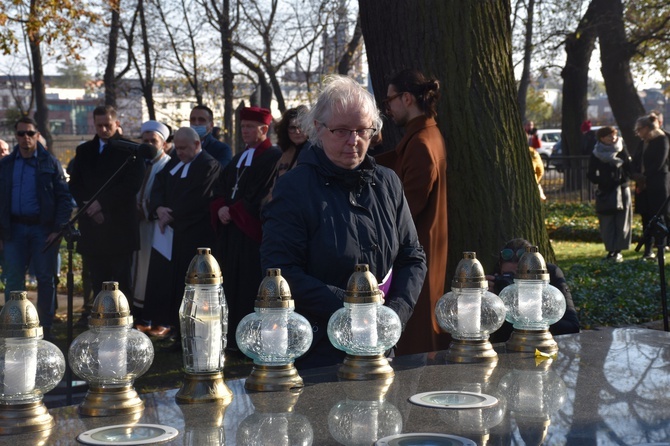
left=236, top=147, right=255, bottom=168
left=169, top=151, right=202, bottom=178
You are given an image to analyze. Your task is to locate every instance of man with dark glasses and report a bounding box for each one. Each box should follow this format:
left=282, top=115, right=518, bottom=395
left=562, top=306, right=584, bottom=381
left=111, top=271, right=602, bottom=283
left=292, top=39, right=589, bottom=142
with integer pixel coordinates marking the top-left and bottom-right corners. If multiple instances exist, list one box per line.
left=486, top=238, right=580, bottom=343
left=0, top=117, right=73, bottom=340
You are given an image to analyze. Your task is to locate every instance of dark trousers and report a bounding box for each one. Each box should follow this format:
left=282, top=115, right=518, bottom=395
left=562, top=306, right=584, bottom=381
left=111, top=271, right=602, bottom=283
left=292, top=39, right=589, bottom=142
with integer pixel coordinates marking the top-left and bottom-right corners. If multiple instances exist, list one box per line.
left=87, top=253, right=133, bottom=310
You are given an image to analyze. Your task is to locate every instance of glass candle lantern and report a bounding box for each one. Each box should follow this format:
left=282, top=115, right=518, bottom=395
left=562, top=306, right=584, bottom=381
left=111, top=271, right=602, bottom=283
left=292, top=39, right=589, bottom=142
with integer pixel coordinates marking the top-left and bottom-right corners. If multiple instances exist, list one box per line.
left=498, top=247, right=566, bottom=353
left=435, top=252, right=506, bottom=363
left=68, top=282, right=154, bottom=417
left=176, top=247, right=232, bottom=404
left=327, top=264, right=402, bottom=380
left=0, top=291, right=65, bottom=434
left=236, top=268, right=313, bottom=391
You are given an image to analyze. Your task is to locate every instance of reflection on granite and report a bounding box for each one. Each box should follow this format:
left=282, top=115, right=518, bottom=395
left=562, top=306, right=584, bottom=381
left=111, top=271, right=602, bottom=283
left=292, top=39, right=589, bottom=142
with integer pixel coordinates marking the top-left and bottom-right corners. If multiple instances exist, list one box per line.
left=3, top=327, right=670, bottom=445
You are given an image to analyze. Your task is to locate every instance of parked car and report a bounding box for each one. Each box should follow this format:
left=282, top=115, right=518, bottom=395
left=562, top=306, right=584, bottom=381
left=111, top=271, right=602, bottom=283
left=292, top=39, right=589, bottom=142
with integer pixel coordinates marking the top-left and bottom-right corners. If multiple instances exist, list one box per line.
left=534, top=129, right=562, bottom=166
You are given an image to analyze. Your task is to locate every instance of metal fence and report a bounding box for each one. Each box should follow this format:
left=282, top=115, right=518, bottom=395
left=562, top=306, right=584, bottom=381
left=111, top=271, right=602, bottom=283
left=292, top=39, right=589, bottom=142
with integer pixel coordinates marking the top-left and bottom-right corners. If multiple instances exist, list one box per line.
left=541, top=156, right=595, bottom=203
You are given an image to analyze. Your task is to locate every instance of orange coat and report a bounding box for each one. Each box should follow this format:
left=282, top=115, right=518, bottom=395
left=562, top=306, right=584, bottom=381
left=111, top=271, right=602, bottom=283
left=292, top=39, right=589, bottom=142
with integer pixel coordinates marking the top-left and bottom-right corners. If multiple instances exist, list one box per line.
left=376, top=116, right=450, bottom=354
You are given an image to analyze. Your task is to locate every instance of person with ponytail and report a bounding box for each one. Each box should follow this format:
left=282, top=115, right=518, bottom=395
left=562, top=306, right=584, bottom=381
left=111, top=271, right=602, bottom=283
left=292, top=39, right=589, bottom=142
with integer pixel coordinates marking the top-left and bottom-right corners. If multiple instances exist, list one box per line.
left=376, top=69, right=449, bottom=355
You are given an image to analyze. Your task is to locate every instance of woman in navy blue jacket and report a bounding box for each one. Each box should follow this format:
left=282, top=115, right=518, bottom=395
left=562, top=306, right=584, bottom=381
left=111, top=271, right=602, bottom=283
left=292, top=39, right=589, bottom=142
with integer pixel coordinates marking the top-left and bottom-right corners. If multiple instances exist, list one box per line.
left=261, top=75, right=427, bottom=369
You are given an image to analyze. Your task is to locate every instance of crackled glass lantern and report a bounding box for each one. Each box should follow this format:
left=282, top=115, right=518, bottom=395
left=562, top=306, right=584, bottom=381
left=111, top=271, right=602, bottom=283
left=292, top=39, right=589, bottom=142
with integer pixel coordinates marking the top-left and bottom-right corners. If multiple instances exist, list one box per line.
left=0, top=291, right=65, bottom=435
left=435, top=252, right=506, bottom=363
left=327, top=264, right=402, bottom=380
left=328, top=377, right=402, bottom=446
left=498, top=247, right=566, bottom=353
left=176, top=247, right=232, bottom=404
left=498, top=360, right=567, bottom=446
left=68, top=282, right=154, bottom=417
left=236, top=268, right=313, bottom=391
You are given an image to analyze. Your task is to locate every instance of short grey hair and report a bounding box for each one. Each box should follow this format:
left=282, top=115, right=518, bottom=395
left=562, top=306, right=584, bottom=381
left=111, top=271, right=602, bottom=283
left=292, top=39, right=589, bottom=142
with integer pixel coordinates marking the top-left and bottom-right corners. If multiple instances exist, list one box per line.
left=301, top=75, right=383, bottom=148
left=174, top=126, right=200, bottom=142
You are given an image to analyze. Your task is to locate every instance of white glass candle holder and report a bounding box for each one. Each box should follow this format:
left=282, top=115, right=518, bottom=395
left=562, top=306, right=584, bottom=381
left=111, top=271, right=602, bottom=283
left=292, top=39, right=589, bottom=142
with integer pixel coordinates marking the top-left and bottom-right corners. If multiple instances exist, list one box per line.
left=435, top=252, right=506, bottom=363
left=498, top=247, right=566, bottom=353
left=176, top=247, right=232, bottom=404
left=0, top=291, right=65, bottom=434
left=327, top=264, right=401, bottom=380
left=68, top=282, right=154, bottom=417
left=237, top=268, right=312, bottom=391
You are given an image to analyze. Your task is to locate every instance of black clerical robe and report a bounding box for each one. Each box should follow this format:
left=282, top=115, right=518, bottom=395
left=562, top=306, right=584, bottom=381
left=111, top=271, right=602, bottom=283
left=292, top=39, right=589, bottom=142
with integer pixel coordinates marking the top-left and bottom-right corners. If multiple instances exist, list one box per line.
left=142, top=150, right=221, bottom=328
left=210, top=138, right=281, bottom=349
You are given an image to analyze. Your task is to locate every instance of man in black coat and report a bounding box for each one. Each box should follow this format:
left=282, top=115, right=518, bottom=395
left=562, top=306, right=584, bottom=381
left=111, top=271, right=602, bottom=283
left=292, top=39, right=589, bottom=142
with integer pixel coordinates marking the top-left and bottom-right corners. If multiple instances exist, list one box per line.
left=69, top=105, right=145, bottom=318
left=141, top=127, right=221, bottom=339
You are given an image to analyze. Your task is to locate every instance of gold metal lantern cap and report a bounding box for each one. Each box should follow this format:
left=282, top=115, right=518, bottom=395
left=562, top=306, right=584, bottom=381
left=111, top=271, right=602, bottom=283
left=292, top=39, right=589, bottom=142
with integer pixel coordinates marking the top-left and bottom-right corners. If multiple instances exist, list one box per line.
left=516, top=246, right=550, bottom=280
left=344, top=264, right=383, bottom=304
left=451, top=252, right=488, bottom=289
left=0, top=291, right=43, bottom=339
left=255, top=268, right=294, bottom=309
left=88, top=282, right=132, bottom=327
left=185, top=247, right=223, bottom=285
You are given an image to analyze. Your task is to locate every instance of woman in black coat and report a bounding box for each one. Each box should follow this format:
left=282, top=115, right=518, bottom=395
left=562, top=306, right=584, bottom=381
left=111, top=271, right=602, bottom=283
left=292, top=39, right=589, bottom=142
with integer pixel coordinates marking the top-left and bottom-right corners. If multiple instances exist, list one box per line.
left=631, top=113, right=670, bottom=260
left=587, top=126, right=633, bottom=262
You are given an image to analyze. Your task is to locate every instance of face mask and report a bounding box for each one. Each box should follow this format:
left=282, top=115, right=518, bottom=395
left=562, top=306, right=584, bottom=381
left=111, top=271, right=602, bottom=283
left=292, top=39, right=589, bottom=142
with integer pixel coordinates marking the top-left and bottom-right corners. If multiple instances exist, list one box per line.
left=191, top=125, right=208, bottom=138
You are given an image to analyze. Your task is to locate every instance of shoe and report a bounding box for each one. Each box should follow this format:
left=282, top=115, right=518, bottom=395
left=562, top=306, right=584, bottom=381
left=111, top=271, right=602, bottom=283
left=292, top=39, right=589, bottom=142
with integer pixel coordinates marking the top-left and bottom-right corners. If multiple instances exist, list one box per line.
left=135, top=323, right=152, bottom=333
left=148, top=326, right=171, bottom=339
left=643, top=252, right=656, bottom=261
left=603, top=252, right=616, bottom=261
left=613, top=253, right=623, bottom=263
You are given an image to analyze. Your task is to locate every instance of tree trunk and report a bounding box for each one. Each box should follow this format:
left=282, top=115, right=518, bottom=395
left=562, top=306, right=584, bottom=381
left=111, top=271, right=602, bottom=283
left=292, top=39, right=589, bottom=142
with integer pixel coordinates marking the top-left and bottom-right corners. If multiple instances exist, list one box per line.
left=516, top=0, right=535, bottom=122
left=337, top=13, right=363, bottom=75
left=138, top=0, right=155, bottom=120
left=359, top=0, right=552, bottom=279
left=28, top=0, right=52, bottom=149
left=104, top=0, right=121, bottom=108
left=594, top=0, right=645, bottom=151
left=29, top=38, right=52, bottom=150
left=561, top=1, right=598, bottom=158
left=221, top=0, right=234, bottom=147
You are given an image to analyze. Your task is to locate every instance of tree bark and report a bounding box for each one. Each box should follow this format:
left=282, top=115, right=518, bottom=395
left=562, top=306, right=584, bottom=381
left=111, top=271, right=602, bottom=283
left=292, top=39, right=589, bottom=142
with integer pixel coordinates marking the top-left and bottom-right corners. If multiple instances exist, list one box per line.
left=359, top=0, right=552, bottom=278
left=28, top=0, right=52, bottom=149
left=561, top=1, right=598, bottom=158
left=337, top=13, right=363, bottom=76
left=104, top=0, right=121, bottom=108
left=221, top=1, right=234, bottom=147
left=593, top=0, right=645, bottom=151
left=137, top=0, right=155, bottom=120
left=516, top=0, right=535, bottom=122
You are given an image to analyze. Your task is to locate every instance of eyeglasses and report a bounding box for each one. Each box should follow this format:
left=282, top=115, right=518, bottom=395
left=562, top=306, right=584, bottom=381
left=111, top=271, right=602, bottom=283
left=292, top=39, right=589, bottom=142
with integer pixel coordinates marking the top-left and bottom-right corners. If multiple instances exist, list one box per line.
left=16, top=130, right=37, bottom=137
left=288, top=125, right=302, bottom=134
left=382, top=92, right=405, bottom=107
left=321, top=124, right=376, bottom=140
left=500, top=248, right=527, bottom=262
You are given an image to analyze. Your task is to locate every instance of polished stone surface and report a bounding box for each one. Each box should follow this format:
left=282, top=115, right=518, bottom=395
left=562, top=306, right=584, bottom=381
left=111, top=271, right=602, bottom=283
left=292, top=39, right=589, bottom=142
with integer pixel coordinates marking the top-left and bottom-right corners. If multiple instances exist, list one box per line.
left=2, top=327, right=670, bottom=445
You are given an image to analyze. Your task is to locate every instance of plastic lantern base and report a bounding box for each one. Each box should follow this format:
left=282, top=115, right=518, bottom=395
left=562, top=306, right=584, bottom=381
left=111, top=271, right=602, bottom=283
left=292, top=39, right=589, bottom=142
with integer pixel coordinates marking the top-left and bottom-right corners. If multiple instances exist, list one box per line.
left=79, top=384, right=145, bottom=417
left=446, top=339, right=499, bottom=364
left=338, top=354, right=394, bottom=381
left=245, top=364, right=304, bottom=392
left=0, top=400, right=54, bottom=435
left=506, top=329, right=558, bottom=354
left=175, top=372, right=232, bottom=405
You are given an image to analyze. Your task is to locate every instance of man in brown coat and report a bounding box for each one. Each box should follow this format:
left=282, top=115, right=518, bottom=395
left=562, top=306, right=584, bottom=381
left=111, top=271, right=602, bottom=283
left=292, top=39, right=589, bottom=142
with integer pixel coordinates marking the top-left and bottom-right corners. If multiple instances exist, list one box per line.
left=377, top=69, right=450, bottom=354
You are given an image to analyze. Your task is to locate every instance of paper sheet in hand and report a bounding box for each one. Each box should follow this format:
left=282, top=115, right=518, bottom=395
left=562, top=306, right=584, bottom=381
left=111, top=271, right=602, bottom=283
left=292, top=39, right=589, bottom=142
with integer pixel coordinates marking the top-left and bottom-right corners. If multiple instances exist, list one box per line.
left=152, top=222, right=173, bottom=260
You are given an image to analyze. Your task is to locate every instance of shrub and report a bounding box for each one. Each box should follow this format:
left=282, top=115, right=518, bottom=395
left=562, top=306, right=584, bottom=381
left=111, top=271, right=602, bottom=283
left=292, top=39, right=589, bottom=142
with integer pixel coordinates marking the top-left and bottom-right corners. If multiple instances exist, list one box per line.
left=566, top=259, right=664, bottom=329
